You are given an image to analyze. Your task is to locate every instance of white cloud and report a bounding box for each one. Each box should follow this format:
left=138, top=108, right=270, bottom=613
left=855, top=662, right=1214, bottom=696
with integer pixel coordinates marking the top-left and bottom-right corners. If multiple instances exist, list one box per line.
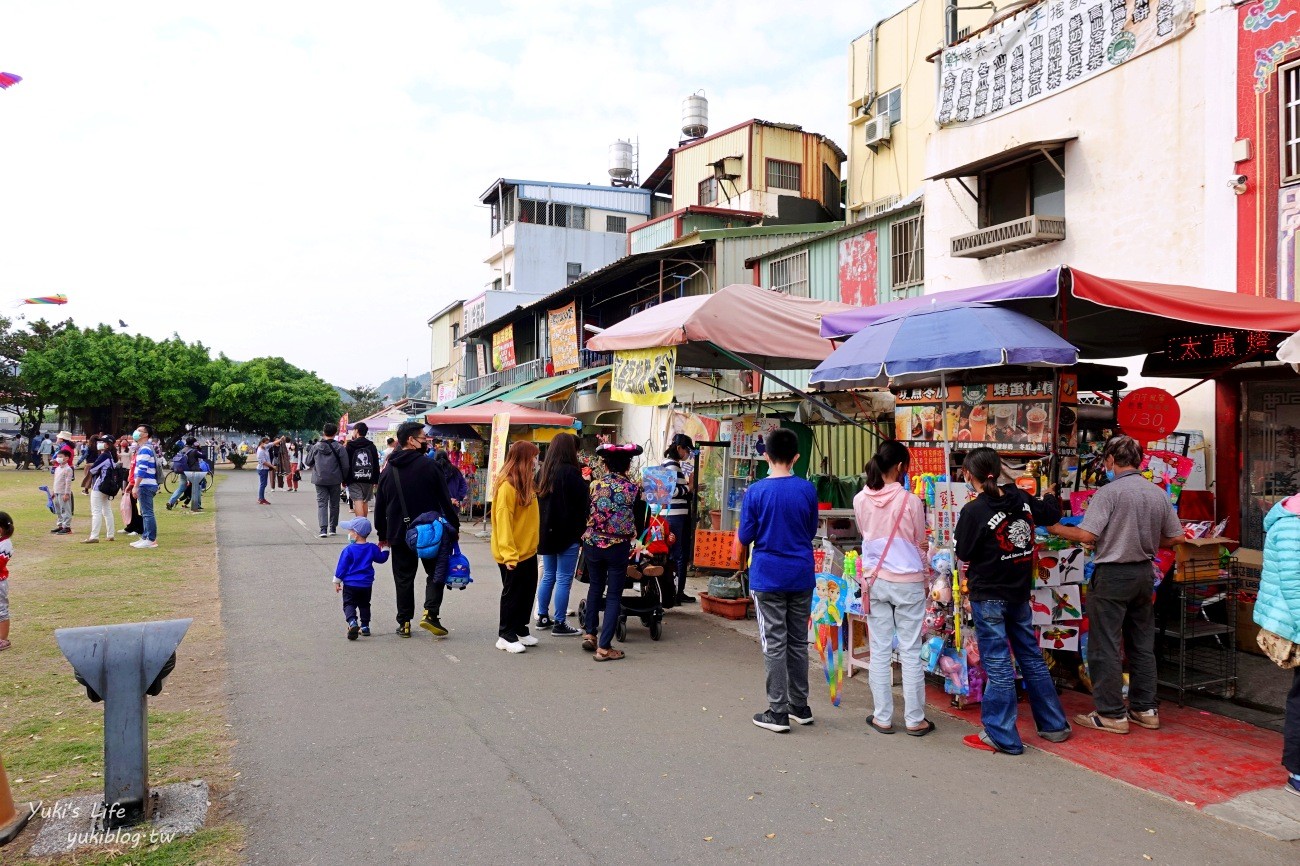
left=0, top=0, right=901, bottom=388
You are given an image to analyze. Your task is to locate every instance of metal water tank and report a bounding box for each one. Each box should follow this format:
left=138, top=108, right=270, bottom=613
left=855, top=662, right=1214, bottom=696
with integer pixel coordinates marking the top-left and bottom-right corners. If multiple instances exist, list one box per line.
left=608, top=140, right=634, bottom=180
left=682, top=91, right=708, bottom=139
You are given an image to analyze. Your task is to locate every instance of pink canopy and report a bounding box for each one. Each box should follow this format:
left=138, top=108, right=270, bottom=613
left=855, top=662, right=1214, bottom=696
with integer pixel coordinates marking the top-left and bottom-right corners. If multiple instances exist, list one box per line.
left=585, top=283, right=854, bottom=369
left=424, top=400, right=576, bottom=427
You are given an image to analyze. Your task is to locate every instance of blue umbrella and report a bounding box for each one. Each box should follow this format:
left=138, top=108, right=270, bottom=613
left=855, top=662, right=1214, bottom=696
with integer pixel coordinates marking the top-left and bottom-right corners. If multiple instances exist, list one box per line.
left=810, top=301, right=1078, bottom=389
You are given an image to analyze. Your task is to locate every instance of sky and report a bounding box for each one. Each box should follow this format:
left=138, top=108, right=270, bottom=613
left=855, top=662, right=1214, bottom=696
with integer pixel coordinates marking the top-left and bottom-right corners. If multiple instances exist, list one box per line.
left=1, top=0, right=900, bottom=388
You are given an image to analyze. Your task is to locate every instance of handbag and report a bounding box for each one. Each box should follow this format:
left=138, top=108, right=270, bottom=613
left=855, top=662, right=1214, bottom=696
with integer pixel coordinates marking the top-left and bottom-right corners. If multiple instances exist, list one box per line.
left=860, top=501, right=908, bottom=617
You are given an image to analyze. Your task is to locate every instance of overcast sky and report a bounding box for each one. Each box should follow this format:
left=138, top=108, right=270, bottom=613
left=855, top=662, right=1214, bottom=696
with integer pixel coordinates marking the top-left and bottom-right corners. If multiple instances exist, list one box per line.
left=2, top=0, right=898, bottom=388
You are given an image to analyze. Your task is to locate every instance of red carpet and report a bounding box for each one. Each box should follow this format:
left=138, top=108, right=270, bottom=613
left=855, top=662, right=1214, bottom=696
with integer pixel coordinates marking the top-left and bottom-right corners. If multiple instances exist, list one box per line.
left=928, top=684, right=1285, bottom=807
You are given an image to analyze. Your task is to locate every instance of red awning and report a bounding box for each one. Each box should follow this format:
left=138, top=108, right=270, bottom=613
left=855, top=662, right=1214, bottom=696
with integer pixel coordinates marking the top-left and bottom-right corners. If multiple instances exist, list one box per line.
left=424, top=400, right=576, bottom=427
left=1069, top=269, right=1300, bottom=334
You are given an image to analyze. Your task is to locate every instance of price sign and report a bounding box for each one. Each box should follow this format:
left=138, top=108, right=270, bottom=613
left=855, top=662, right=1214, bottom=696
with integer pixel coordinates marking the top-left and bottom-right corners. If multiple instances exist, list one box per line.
left=1117, top=387, right=1180, bottom=443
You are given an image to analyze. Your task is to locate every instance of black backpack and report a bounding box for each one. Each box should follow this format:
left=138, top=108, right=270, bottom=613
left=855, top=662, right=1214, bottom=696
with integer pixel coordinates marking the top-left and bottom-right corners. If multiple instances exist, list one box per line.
left=351, top=443, right=376, bottom=482
left=185, top=448, right=203, bottom=472
left=98, top=465, right=122, bottom=498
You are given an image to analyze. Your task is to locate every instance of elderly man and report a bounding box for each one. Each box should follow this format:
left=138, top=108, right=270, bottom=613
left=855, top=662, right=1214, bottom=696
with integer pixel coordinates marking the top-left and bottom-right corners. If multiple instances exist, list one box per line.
left=1048, top=435, right=1184, bottom=735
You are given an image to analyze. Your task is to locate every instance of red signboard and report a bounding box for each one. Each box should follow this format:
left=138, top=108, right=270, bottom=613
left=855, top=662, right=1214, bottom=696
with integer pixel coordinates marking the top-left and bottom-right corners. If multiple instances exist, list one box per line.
left=839, top=231, right=878, bottom=307
left=1118, top=387, right=1180, bottom=443
left=908, top=446, right=947, bottom=476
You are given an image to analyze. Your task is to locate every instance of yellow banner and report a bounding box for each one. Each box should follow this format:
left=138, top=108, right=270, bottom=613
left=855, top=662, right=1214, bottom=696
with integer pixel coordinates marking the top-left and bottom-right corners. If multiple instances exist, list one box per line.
left=611, top=347, right=676, bottom=406
left=485, top=413, right=511, bottom=502
left=548, top=302, right=580, bottom=372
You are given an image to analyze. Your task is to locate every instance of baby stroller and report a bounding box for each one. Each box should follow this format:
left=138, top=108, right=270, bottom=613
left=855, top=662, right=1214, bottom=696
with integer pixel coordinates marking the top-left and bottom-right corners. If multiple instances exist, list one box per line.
left=578, top=513, right=677, bottom=642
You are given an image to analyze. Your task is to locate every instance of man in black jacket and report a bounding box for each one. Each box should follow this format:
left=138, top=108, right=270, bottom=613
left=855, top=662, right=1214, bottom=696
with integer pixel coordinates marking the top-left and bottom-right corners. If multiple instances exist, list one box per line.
left=345, top=422, right=381, bottom=518
left=375, top=421, right=460, bottom=639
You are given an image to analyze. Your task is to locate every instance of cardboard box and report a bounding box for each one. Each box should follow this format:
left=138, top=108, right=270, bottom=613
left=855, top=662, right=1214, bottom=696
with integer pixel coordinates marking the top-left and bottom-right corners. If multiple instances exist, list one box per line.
left=1237, top=600, right=1263, bottom=655
left=1173, top=536, right=1235, bottom=582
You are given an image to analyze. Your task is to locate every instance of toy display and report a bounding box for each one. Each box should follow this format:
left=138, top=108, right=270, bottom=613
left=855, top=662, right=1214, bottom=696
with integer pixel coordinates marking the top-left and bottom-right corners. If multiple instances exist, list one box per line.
left=811, top=573, right=850, bottom=706
left=640, top=466, right=676, bottom=510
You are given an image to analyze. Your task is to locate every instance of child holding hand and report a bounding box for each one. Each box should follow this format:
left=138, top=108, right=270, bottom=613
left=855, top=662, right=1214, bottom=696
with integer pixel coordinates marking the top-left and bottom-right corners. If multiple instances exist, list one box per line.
left=333, top=517, right=389, bottom=641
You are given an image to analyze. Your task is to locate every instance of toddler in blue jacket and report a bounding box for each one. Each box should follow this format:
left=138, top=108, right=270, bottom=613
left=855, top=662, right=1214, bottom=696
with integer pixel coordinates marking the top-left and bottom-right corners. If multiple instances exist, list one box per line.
left=334, top=517, right=390, bottom=640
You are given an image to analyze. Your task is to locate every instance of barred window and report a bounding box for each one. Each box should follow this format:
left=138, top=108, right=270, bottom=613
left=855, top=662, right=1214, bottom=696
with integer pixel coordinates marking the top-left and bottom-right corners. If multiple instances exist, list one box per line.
left=770, top=251, right=809, bottom=297
left=876, top=87, right=901, bottom=126
left=517, top=200, right=587, bottom=229
left=766, top=159, right=802, bottom=191
left=890, top=215, right=924, bottom=296
left=1282, top=60, right=1300, bottom=184
left=606, top=215, right=628, bottom=233
left=567, top=262, right=583, bottom=284
left=698, top=177, right=718, bottom=205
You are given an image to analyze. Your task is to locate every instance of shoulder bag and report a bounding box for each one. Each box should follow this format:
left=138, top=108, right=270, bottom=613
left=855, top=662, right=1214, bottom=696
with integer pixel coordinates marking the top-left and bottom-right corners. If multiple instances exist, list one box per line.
left=389, top=462, right=456, bottom=559
left=860, top=500, right=908, bottom=616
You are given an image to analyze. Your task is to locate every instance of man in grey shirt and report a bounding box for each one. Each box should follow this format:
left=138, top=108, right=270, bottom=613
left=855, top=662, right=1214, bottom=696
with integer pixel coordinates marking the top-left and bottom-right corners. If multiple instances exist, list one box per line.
left=1049, top=436, right=1184, bottom=735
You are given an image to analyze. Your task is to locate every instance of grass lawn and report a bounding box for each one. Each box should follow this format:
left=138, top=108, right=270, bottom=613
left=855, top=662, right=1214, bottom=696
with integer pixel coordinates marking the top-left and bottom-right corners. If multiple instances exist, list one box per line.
left=0, top=468, right=242, bottom=864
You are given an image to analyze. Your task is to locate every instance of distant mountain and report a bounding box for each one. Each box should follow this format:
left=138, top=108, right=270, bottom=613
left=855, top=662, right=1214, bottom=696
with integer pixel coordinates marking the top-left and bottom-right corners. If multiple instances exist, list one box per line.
left=375, top=372, right=431, bottom=402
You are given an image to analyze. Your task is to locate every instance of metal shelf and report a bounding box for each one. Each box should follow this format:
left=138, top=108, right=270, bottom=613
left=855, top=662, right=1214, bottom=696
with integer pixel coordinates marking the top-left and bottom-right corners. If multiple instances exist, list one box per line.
left=1155, top=574, right=1238, bottom=705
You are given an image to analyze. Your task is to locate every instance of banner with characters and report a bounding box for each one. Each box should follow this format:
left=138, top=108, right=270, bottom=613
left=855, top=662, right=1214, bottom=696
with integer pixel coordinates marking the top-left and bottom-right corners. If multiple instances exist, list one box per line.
left=611, top=347, right=676, bottom=406
left=547, top=302, right=581, bottom=372
left=937, top=0, right=1194, bottom=127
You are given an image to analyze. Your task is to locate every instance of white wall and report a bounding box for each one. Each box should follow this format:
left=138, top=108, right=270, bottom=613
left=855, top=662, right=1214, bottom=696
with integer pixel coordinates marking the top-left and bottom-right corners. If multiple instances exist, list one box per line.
left=508, top=222, right=626, bottom=295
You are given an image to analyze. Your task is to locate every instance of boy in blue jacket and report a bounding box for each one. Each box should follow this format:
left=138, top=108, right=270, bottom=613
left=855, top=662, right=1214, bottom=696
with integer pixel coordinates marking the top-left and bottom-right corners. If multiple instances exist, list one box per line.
left=737, top=428, right=819, bottom=733
left=333, top=517, right=390, bottom=640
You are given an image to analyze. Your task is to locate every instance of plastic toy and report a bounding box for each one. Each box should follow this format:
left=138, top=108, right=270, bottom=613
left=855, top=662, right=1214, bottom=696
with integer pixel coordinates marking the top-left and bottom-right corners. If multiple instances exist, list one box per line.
left=811, top=574, right=848, bottom=706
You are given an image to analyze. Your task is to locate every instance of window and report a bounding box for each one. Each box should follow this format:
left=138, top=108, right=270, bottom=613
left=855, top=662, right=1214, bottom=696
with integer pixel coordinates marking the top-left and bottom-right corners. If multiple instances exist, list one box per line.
left=1282, top=60, right=1300, bottom=184
left=890, top=215, right=924, bottom=296
left=766, top=159, right=802, bottom=191
left=517, top=200, right=587, bottom=229
left=875, top=87, right=901, bottom=126
left=606, top=215, right=628, bottom=234
left=505, top=272, right=511, bottom=288
left=451, top=323, right=460, bottom=343
left=979, top=149, right=1064, bottom=227
left=770, top=251, right=809, bottom=297
left=567, top=262, right=583, bottom=284
left=698, top=176, right=718, bottom=205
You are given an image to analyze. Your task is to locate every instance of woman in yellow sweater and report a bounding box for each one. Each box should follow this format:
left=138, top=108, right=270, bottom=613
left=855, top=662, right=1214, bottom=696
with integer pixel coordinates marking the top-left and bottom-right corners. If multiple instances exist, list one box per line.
left=491, top=441, right=541, bottom=653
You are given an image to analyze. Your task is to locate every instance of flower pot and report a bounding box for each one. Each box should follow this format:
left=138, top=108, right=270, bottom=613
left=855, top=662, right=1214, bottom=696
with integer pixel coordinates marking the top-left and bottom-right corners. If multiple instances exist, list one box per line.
left=699, top=591, right=751, bottom=620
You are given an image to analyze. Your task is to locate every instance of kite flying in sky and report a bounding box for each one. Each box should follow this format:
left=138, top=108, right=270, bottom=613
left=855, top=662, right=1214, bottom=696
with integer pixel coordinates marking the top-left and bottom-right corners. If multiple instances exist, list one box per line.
left=13, top=295, right=68, bottom=308
left=0, top=72, right=22, bottom=90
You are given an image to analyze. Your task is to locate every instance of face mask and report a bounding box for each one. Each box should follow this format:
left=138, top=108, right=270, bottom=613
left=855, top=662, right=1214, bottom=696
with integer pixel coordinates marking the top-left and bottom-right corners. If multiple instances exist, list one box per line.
left=1104, top=469, right=1116, bottom=482
left=96, top=442, right=107, bottom=451
left=965, top=481, right=978, bottom=495
left=418, top=441, right=429, bottom=454
left=132, top=431, right=142, bottom=442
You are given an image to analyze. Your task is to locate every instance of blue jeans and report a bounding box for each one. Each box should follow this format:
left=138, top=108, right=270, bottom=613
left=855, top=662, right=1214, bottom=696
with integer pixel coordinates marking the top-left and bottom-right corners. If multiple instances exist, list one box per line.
left=971, top=599, right=1069, bottom=754
left=584, top=541, right=629, bottom=650
left=257, top=468, right=269, bottom=501
left=185, top=471, right=205, bottom=509
left=667, top=514, right=689, bottom=594
left=138, top=485, right=158, bottom=542
left=168, top=471, right=189, bottom=507
left=538, top=542, right=580, bottom=624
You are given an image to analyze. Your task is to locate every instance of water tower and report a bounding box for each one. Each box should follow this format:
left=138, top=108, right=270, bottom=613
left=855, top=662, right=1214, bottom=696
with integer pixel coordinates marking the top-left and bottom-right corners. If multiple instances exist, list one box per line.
left=608, top=139, right=636, bottom=187
left=682, top=90, right=708, bottom=141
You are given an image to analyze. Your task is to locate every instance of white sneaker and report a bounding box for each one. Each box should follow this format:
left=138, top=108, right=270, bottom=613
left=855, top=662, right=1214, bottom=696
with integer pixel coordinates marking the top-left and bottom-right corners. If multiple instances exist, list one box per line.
left=130, top=539, right=148, bottom=548
left=518, top=635, right=539, bottom=647
left=495, top=637, right=526, bottom=654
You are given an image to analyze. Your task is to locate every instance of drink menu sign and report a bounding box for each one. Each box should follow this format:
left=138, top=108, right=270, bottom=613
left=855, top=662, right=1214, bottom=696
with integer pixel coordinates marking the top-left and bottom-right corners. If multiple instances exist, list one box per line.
left=893, top=375, right=1077, bottom=453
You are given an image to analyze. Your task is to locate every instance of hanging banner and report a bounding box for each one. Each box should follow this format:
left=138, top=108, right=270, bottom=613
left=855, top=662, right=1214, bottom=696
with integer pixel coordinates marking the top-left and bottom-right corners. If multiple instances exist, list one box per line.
left=492, top=324, right=515, bottom=371
left=611, top=347, right=676, bottom=406
left=937, top=0, right=1195, bottom=127
left=548, top=302, right=581, bottom=372
left=485, top=413, right=511, bottom=502
left=839, top=230, right=878, bottom=307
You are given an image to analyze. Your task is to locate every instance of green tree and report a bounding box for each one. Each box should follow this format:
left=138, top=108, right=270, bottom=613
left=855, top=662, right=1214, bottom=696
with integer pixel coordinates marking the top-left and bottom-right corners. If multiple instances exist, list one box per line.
left=206, top=356, right=341, bottom=435
left=344, top=384, right=385, bottom=421
left=0, top=316, right=72, bottom=435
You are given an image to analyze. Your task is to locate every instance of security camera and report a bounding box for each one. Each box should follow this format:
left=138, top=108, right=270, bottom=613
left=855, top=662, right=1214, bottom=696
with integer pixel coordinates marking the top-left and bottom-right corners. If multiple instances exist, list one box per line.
left=1229, top=174, right=1246, bottom=186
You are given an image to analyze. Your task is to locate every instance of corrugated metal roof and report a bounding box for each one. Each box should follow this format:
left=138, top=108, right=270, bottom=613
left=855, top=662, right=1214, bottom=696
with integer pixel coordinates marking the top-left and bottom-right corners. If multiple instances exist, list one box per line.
left=744, top=196, right=923, bottom=266
left=479, top=177, right=651, bottom=214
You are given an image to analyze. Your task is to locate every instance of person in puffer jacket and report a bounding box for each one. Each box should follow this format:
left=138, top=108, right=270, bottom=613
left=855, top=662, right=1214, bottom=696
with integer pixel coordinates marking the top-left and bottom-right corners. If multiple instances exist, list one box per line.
left=1255, top=496, right=1300, bottom=798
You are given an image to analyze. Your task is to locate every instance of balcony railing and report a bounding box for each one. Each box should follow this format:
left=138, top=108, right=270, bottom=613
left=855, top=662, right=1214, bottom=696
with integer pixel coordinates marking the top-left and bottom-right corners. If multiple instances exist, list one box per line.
left=951, top=215, right=1066, bottom=259
left=459, top=357, right=548, bottom=396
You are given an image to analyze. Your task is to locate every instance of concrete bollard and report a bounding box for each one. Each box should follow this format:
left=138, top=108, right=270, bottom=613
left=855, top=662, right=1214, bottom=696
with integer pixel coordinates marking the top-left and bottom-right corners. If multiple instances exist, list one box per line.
left=54, top=619, right=192, bottom=828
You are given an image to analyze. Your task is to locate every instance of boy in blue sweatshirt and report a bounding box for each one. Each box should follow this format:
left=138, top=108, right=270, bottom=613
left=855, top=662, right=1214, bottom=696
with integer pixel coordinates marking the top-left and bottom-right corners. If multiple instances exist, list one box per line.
left=334, top=517, right=390, bottom=640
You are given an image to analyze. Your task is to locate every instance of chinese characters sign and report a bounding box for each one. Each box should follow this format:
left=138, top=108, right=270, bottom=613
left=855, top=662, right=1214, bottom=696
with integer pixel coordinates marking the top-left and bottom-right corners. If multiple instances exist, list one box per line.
left=1117, top=387, right=1179, bottom=443
left=611, top=347, right=676, bottom=406
left=491, top=324, right=516, bottom=372
left=1164, top=330, right=1277, bottom=364
left=547, top=302, right=580, bottom=372
left=937, top=0, right=1194, bottom=127
left=894, top=377, right=1077, bottom=452
left=839, top=231, right=878, bottom=307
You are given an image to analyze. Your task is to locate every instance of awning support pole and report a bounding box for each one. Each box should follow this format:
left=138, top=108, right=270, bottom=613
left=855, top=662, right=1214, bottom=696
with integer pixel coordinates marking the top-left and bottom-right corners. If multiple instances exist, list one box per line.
left=704, top=342, right=876, bottom=434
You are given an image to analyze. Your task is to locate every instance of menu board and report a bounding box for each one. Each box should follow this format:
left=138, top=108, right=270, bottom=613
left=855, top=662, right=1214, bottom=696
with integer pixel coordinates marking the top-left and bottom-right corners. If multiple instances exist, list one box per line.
left=720, top=416, right=780, bottom=460
left=893, top=375, right=1077, bottom=453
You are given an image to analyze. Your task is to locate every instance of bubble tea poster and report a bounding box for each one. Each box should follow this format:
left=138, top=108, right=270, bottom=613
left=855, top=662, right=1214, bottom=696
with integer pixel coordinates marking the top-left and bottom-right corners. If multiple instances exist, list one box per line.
left=892, top=375, right=1078, bottom=453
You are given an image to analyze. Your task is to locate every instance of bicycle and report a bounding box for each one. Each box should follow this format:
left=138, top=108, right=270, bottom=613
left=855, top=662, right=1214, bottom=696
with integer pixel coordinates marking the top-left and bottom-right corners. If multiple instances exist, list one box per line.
left=161, top=465, right=215, bottom=495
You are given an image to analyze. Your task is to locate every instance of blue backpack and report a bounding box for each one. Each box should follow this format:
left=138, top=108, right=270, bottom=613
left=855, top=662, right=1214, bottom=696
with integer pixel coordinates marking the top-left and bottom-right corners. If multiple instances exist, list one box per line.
left=446, top=543, right=472, bottom=590
left=406, top=514, right=451, bottom=560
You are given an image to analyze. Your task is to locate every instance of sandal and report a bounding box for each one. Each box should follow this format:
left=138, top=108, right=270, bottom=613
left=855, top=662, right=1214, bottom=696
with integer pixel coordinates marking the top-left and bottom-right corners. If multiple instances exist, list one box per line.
left=581, top=634, right=597, bottom=652
left=594, top=648, right=625, bottom=662
left=865, top=714, right=895, bottom=734
left=0, top=639, right=10, bottom=651
left=906, top=720, right=937, bottom=737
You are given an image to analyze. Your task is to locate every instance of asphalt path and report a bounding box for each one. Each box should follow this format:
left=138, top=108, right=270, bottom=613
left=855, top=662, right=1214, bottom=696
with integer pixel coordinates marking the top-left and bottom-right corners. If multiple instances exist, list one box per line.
left=218, top=469, right=1297, bottom=864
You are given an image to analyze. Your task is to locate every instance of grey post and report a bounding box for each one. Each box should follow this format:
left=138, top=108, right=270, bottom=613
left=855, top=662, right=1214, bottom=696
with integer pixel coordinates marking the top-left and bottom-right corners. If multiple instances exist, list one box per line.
left=55, top=618, right=192, bottom=828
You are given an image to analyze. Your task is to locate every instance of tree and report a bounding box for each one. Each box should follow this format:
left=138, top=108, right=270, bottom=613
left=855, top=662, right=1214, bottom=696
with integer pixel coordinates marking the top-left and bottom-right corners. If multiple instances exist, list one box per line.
left=0, top=316, right=71, bottom=435
left=206, top=356, right=341, bottom=435
left=344, top=385, right=385, bottom=421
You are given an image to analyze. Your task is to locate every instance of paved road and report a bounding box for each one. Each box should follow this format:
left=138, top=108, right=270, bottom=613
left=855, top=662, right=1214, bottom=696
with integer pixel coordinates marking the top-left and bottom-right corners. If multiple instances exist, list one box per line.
left=218, top=469, right=1297, bottom=864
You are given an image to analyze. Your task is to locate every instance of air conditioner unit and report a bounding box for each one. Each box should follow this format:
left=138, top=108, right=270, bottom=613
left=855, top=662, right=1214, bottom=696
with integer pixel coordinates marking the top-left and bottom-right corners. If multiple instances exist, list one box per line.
left=864, top=116, right=892, bottom=147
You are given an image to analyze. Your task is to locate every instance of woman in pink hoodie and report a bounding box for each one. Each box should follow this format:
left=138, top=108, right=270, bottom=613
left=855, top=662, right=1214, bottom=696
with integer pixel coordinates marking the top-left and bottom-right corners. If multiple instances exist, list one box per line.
left=853, top=441, right=932, bottom=735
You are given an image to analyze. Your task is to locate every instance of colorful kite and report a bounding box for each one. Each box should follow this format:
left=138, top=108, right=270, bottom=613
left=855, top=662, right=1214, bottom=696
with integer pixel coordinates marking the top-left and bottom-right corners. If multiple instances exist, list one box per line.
left=14, top=294, right=67, bottom=307
left=811, top=572, right=849, bottom=706
left=0, top=72, right=22, bottom=90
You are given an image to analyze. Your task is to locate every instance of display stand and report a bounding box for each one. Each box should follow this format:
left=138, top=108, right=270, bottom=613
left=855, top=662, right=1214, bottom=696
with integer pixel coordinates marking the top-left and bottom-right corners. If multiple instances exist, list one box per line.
left=1157, top=573, right=1239, bottom=704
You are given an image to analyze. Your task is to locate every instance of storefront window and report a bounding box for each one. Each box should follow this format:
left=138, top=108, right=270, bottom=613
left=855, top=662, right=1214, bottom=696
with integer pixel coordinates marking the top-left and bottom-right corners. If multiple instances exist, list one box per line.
left=1243, top=380, right=1300, bottom=548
